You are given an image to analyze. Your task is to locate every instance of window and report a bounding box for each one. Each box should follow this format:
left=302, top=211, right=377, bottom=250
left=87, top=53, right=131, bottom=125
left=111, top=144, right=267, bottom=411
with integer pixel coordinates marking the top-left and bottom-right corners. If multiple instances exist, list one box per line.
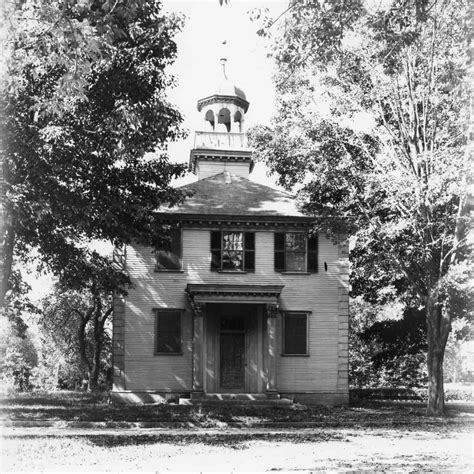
left=155, top=228, right=182, bottom=271
left=154, top=309, right=182, bottom=354
left=211, top=231, right=255, bottom=271
left=282, top=312, right=308, bottom=355
left=274, top=232, right=318, bottom=273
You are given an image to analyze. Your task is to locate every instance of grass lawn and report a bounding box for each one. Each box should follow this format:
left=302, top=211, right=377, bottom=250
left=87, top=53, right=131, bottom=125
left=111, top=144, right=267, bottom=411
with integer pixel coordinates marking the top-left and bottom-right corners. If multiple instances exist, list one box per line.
left=1, top=391, right=473, bottom=471
left=1, top=390, right=473, bottom=425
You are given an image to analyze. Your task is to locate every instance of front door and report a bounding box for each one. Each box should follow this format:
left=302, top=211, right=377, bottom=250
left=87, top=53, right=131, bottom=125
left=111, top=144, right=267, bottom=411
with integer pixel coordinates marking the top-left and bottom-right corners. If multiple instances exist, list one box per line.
left=219, top=313, right=246, bottom=391
left=220, top=333, right=245, bottom=389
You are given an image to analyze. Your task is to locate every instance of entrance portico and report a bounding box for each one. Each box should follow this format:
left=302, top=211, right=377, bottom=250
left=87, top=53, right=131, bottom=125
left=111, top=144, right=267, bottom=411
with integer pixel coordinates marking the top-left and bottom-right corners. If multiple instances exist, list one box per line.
left=186, top=284, right=283, bottom=396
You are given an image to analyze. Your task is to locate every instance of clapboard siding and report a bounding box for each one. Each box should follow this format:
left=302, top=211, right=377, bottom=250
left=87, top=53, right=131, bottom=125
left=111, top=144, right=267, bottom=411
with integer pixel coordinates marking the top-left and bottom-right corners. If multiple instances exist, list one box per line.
left=123, top=228, right=343, bottom=393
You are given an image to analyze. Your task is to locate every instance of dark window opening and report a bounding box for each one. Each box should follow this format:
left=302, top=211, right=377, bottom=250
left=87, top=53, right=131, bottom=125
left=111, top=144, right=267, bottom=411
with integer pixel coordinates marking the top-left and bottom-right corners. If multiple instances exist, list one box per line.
left=154, top=309, right=182, bottom=354
left=283, top=313, right=308, bottom=355
left=155, top=228, right=182, bottom=271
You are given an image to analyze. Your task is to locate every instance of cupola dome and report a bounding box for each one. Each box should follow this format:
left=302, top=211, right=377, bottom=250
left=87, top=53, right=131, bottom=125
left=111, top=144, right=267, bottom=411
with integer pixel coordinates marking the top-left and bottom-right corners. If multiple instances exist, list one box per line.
left=197, top=58, right=249, bottom=113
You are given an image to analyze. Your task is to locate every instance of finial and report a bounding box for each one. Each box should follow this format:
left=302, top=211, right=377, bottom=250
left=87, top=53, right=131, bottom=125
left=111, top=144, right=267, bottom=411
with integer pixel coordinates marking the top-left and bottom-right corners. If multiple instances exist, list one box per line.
left=220, top=40, right=228, bottom=80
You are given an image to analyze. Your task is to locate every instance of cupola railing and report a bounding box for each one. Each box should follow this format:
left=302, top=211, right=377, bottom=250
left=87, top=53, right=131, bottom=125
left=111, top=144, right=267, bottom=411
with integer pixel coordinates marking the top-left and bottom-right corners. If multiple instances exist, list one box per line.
left=194, top=131, right=248, bottom=150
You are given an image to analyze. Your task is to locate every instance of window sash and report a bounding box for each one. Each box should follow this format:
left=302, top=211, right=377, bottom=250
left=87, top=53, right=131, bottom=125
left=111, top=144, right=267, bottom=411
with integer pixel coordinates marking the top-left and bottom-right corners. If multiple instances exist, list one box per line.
left=274, top=232, right=318, bottom=273
left=211, top=231, right=255, bottom=271
left=155, top=228, right=182, bottom=270
left=283, top=312, right=308, bottom=355
left=154, top=309, right=182, bottom=354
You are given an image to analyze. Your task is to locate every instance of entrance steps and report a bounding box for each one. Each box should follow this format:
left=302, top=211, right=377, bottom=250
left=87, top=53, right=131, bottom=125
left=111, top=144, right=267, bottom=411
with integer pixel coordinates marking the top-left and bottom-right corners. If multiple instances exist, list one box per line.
left=179, top=393, right=294, bottom=406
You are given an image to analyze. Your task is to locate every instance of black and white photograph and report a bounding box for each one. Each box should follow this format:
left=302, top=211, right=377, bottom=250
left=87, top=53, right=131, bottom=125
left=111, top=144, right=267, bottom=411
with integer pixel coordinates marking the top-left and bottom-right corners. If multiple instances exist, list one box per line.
left=0, top=0, right=472, bottom=471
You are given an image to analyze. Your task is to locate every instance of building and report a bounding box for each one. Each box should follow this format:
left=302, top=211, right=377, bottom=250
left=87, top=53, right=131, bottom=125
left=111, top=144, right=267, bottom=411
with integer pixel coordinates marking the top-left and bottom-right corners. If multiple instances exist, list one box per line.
left=111, top=62, right=349, bottom=405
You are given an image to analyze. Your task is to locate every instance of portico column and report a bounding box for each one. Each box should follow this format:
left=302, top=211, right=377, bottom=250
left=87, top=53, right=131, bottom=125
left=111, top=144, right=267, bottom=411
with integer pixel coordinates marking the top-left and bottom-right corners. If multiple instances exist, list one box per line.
left=191, top=302, right=205, bottom=392
left=265, top=303, right=278, bottom=393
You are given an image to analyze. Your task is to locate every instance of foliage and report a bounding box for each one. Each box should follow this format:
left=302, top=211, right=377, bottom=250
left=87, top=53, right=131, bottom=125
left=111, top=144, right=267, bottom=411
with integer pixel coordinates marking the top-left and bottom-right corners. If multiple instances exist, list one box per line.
left=1, top=0, right=190, bottom=304
left=250, top=0, right=471, bottom=415
left=38, top=281, right=115, bottom=391
left=350, top=298, right=428, bottom=388
left=0, top=316, right=38, bottom=393
left=0, top=270, right=39, bottom=393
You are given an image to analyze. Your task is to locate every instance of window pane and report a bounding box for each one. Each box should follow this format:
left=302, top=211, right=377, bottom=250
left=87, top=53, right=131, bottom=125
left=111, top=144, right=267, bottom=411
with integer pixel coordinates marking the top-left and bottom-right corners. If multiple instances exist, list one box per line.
left=223, top=232, right=243, bottom=251
left=222, top=250, right=243, bottom=270
left=156, top=311, right=181, bottom=353
left=284, top=314, right=307, bottom=355
left=156, top=229, right=181, bottom=270
left=285, top=233, right=305, bottom=251
left=286, top=252, right=306, bottom=272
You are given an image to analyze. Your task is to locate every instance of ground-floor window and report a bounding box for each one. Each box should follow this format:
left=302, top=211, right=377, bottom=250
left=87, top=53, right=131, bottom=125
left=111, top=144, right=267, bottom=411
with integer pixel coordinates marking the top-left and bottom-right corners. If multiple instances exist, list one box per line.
left=154, top=309, right=182, bottom=354
left=282, top=312, right=309, bottom=355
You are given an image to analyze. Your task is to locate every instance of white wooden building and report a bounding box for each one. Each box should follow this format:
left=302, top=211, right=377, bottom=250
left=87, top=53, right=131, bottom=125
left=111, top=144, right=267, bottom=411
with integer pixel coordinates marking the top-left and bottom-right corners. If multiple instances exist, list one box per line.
left=111, top=67, right=349, bottom=405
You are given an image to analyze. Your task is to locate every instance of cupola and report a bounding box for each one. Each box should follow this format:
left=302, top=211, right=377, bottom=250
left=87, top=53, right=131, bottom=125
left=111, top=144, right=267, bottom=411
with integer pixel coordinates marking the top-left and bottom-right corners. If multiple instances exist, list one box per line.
left=190, top=57, right=254, bottom=180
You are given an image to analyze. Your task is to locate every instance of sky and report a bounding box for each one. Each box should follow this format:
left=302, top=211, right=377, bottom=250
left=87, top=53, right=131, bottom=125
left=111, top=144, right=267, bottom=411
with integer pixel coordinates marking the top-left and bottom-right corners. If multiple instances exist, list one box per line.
left=162, top=0, right=288, bottom=187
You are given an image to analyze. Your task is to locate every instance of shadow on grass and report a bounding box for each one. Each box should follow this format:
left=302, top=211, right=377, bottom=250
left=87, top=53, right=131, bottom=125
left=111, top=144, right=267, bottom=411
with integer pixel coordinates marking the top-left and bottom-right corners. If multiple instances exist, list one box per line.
left=8, top=432, right=347, bottom=449
left=1, top=391, right=472, bottom=424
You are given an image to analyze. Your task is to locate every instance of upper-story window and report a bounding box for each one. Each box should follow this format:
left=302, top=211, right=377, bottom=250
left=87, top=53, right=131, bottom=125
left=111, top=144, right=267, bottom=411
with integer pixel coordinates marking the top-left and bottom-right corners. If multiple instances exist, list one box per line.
left=274, top=232, right=318, bottom=273
left=155, top=228, right=182, bottom=271
left=211, top=231, right=255, bottom=272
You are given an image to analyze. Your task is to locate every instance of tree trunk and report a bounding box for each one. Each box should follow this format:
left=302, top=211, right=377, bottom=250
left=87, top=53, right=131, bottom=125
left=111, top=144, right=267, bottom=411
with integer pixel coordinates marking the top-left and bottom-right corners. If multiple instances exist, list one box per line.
left=1, top=222, right=15, bottom=308
left=78, top=317, right=92, bottom=385
left=88, top=298, right=102, bottom=391
left=425, top=293, right=451, bottom=416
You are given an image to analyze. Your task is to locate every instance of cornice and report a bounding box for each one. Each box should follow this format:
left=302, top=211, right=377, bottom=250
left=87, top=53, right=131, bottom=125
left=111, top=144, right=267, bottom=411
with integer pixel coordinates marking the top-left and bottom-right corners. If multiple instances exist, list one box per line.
left=155, top=213, right=316, bottom=230
left=189, top=149, right=254, bottom=173
left=197, top=95, right=250, bottom=113
left=186, top=283, right=284, bottom=301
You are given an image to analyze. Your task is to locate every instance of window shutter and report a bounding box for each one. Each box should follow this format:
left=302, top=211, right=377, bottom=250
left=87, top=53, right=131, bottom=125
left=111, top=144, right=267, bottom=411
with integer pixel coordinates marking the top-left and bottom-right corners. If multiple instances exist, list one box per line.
left=274, top=232, right=285, bottom=272
left=244, top=232, right=255, bottom=271
left=307, top=234, right=318, bottom=273
left=210, top=231, right=221, bottom=271
left=156, top=228, right=181, bottom=270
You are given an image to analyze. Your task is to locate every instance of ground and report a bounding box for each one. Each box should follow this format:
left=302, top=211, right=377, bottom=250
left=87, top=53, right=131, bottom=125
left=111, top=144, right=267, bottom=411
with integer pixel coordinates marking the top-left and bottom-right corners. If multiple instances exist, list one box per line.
left=1, top=392, right=473, bottom=472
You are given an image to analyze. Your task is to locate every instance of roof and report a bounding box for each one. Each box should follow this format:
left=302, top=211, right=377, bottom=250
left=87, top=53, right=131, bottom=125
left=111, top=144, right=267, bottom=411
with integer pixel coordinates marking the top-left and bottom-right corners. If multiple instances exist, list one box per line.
left=215, top=78, right=247, bottom=100
left=160, top=172, right=306, bottom=218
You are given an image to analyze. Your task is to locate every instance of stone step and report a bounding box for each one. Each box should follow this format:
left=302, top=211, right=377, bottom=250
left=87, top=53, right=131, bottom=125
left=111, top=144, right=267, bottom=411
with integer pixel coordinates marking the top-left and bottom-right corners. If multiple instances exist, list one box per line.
left=178, top=399, right=294, bottom=407
left=190, top=393, right=281, bottom=401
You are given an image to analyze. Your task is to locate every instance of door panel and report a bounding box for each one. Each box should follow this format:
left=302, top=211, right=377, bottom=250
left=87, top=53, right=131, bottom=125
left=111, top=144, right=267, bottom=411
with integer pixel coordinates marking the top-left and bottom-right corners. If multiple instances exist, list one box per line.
left=220, top=333, right=245, bottom=389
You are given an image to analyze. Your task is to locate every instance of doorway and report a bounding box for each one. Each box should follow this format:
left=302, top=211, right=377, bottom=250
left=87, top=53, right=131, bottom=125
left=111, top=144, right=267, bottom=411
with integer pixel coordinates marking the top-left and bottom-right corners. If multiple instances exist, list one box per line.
left=219, top=313, right=245, bottom=391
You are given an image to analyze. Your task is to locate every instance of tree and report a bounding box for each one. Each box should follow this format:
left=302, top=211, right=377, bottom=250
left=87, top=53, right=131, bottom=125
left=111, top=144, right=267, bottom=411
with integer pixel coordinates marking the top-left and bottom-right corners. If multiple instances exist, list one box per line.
left=40, top=251, right=128, bottom=391
left=1, top=0, right=189, bottom=306
left=250, top=0, right=471, bottom=415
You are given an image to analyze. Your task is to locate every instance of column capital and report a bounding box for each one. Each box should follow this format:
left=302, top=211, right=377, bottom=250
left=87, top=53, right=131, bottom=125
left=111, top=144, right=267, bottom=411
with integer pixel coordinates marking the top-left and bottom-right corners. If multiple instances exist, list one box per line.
left=265, top=303, right=279, bottom=318
left=187, top=294, right=205, bottom=317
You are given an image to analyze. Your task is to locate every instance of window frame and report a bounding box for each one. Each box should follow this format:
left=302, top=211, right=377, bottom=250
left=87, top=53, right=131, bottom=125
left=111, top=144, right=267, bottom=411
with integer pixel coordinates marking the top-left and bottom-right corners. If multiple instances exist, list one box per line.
left=154, top=228, right=183, bottom=272
left=274, top=232, right=318, bottom=274
left=153, top=308, right=183, bottom=355
left=210, top=230, right=255, bottom=272
left=281, top=311, right=310, bottom=357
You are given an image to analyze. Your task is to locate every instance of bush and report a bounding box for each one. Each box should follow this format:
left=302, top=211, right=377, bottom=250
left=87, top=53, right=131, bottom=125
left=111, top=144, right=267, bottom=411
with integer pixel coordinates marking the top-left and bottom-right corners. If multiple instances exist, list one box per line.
left=350, top=387, right=423, bottom=401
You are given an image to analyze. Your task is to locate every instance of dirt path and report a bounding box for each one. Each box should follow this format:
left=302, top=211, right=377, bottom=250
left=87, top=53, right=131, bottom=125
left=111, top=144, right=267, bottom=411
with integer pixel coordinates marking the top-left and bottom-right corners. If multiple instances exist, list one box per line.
left=2, top=426, right=472, bottom=471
